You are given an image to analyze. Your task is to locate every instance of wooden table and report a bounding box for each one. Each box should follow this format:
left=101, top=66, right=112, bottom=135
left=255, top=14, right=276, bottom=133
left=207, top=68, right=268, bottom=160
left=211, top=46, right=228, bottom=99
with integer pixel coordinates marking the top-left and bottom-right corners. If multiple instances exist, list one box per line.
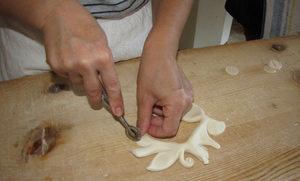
left=1, top=35, right=299, bottom=180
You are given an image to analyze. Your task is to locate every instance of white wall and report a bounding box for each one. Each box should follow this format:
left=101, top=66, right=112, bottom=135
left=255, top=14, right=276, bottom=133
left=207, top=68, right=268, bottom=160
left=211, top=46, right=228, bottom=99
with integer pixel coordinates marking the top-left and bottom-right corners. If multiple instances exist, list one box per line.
left=179, top=0, right=233, bottom=49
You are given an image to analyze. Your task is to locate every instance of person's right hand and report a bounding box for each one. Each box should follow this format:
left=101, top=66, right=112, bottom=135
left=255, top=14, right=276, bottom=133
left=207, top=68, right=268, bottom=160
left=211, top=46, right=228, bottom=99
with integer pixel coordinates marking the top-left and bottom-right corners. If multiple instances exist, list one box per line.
left=42, top=0, right=124, bottom=116
left=136, top=39, right=194, bottom=138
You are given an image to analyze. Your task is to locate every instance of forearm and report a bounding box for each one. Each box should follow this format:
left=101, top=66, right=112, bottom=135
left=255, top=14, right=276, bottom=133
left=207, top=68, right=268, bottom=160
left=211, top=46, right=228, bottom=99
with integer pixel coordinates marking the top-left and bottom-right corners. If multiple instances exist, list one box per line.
left=145, top=0, right=194, bottom=54
left=0, top=0, right=87, bottom=31
left=137, top=1, right=194, bottom=138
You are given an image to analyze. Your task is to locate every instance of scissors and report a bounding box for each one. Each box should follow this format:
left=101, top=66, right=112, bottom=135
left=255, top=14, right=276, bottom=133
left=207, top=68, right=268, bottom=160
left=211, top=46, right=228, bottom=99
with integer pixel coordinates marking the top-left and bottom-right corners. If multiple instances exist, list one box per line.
left=100, top=81, right=141, bottom=141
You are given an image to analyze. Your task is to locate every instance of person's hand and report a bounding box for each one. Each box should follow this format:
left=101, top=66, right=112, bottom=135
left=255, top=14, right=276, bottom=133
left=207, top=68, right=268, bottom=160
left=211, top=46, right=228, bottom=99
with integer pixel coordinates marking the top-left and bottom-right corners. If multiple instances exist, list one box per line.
left=136, top=45, right=194, bottom=138
left=42, top=1, right=124, bottom=116
left=136, top=0, right=194, bottom=138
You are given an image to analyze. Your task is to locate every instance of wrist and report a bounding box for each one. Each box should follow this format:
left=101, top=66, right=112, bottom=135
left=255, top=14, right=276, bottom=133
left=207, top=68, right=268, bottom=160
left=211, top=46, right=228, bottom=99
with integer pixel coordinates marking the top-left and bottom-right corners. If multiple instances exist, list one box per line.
left=41, top=0, right=89, bottom=32
left=143, top=28, right=179, bottom=61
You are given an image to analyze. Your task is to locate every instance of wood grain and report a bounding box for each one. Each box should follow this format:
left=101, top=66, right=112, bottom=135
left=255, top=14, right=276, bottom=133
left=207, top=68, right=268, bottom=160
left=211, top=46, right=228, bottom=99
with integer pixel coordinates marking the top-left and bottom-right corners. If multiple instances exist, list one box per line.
left=0, top=35, right=299, bottom=180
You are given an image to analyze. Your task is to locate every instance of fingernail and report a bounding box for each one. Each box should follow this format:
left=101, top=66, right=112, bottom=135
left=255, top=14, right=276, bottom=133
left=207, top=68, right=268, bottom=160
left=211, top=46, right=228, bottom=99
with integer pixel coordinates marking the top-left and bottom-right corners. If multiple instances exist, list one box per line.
left=115, top=107, right=123, bottom=116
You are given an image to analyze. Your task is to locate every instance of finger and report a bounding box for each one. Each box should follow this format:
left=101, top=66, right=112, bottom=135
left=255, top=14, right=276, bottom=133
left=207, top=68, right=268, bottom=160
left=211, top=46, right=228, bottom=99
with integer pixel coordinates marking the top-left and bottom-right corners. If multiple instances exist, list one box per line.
left=152, top=105, right=163, bottom=116
left=148, top=116, right=180, bottom=138
left=99, top=63, right=124, bottom=116
left=82, top=70, right=102, bottom=104
left=46, top=56, right=69, bottom=78
left=179, top=68, right=194, bottom=97
left=44, top=39, right=68, bottom=78
left=149, top=115, right=164, bottom=127
left=68, top=72, right=83, bottom=85
left=55, top=72, right=68, bottom=78
left=137, top=101, right=154, bottom=136
left=148, top=106, right=182, bottom=138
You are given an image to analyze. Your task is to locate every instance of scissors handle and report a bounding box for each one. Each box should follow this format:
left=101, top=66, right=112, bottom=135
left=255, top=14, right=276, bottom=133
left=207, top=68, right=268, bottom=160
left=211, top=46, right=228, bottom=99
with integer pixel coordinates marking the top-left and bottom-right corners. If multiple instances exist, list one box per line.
left=100, top=81, right=141, bottom=141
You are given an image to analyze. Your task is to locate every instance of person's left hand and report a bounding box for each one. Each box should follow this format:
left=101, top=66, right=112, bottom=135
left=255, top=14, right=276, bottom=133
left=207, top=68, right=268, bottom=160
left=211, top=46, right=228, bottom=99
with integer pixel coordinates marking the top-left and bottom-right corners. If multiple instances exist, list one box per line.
left=136, top=44, right=194, bottom=138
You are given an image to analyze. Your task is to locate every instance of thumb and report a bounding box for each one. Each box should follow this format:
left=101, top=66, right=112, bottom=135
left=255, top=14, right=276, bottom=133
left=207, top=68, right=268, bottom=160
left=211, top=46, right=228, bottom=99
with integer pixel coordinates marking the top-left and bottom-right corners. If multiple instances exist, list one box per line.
left=137, top=101, right=154, bottom=136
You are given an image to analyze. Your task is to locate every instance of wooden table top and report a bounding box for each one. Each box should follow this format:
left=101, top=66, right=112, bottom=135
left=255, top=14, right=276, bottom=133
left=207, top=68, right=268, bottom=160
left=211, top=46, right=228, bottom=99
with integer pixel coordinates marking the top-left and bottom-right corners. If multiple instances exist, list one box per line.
left=0, top=35, right=299, bottom=180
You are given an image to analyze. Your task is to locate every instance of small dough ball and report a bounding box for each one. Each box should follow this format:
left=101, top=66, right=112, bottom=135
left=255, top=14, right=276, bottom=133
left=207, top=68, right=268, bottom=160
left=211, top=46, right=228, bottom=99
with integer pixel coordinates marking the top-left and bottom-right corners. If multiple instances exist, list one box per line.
left=264, top=65, right=277, bottom=73
left=225, top=66, right=239, bottom=76
left=268, top=60, right=282, bottom=70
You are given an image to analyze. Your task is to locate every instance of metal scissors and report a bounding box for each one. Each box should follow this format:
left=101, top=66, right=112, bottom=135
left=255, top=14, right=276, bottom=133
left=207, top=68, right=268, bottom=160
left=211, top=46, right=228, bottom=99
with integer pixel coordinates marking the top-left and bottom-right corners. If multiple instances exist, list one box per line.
left=100, top=81, right=141, bottom=141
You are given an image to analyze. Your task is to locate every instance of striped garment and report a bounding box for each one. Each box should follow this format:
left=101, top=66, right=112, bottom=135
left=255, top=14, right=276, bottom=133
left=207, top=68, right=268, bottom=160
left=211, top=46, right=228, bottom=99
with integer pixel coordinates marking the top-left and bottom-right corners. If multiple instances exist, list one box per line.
left=78, top=0, right=149, bottom=19
left=263, top=0, right=300, bottom=38
left=225, top=0, right=300, bottom=39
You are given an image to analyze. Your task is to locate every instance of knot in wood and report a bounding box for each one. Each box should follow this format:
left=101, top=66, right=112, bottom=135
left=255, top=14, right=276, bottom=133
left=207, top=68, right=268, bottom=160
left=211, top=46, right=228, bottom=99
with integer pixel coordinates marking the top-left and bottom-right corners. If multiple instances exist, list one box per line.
left=271, top=44, right=286, bottom=51
left=26, top=127, right=58, bottom=156
left=47, top=84, right=68, bottom=94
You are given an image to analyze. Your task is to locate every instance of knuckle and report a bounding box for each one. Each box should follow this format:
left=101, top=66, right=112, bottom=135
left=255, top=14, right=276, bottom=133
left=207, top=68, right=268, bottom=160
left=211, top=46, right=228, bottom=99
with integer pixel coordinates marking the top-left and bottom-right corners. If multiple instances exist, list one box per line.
left=89, top=97, right=102, bottom=104
left=105, top=81, right=121, bottom=93
left=86, top=88, right=101, bottom=97
left=164, top=128, right=177, bottom=138
left=86, top=89, right=102, bottom=103
left=78, top=59, right=92, bottom=72
left=96, top=51, right=113, bottom=67
left=47, top=59, right=66, bottom=76
left=47, top=58, right=59, bottom=70
left=173, top=96, right=187, bottom=108
left=98, top=50, right=112, bottom=61
left=78, top=51, right=113, bottom=73
left=174, top=92, right=193, bottom=108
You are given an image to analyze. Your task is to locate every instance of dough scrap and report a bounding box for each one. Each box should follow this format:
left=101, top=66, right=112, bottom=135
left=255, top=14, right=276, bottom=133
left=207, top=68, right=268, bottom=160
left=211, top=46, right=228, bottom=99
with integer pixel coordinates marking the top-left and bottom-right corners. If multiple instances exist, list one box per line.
left=225, top=66, right=239, bottom=75
left=131, top=103, right=226, bottom=171
left=264, top=60, right=283, bottom=73
left=264, top=65, right=277, bottom=73
left=268, top=60, right=282, bottom=70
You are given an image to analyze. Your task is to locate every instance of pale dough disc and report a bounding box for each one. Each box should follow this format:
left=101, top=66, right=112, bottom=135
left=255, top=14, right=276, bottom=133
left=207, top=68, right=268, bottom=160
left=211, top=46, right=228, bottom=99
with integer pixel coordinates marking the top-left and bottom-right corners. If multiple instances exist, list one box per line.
left=225, top=66, right=239, bottom=75
left=264, top=65, right=277, bottom=73
left=268, top=60, right=282, bottom=70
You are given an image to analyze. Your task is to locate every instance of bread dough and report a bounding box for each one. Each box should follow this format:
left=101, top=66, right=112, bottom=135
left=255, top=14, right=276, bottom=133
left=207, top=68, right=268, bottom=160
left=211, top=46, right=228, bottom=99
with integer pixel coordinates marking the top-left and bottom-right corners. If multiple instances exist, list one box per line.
left=225, top=66, right=239, bottom=75
left=131, top=103, right=226, bottom=171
